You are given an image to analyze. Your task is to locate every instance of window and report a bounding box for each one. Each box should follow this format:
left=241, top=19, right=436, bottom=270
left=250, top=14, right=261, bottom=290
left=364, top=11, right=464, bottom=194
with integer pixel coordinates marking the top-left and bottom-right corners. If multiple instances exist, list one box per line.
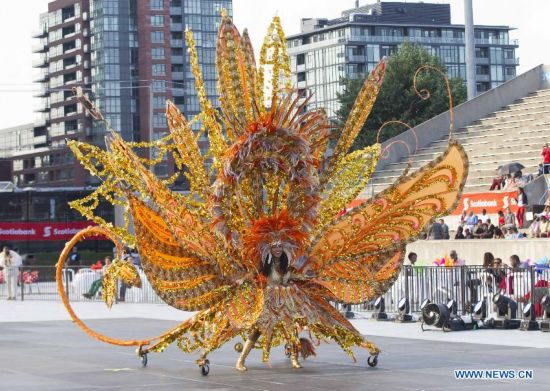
left=296, top=54, right=305, bottom=66
left=150, top=0, right=163, bottom=10
left=152, top=64, right=166, bottom=76
left=151, top=15, right=164, bottom=27
left=152, top=47, right=165, bottom=59
left=153, top=113, right=166, bottom=127
left=153, top=80, right=166, bottom=92
left=151, top=31, right=164, bottom=43
left=154, top=96, right=166, bottom=109
left=297, top=72, right=306, bottom=82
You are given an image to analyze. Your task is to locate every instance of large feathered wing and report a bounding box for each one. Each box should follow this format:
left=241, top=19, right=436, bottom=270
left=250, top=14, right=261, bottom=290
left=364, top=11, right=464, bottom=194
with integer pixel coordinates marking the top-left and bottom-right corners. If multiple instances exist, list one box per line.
left=129, top=196, right=232, bottom=311
left=307, top=140, right=469, bottom=303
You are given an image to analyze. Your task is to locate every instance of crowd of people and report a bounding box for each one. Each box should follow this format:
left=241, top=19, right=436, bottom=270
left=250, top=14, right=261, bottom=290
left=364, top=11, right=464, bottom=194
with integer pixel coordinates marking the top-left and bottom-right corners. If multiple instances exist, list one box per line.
left=490, top=143, right=550, bottom=191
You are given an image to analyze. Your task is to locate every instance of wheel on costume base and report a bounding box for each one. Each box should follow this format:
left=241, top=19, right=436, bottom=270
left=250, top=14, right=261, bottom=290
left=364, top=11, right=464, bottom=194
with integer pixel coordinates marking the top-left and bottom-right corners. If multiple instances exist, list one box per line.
left=284, top=343, right=292, bottom=358
left=200, top=364, right=210, bottom=376
left=141, top=353, right=148, bottom=367
left=367, top=355, right=378, bottom=367
left=234, top=342, right=243, bottom=353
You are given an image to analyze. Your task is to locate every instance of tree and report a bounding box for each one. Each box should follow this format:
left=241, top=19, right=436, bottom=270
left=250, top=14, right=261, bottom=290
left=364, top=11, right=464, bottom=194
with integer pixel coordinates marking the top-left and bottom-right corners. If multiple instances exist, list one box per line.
left=336, top=43, right=467, bottom=150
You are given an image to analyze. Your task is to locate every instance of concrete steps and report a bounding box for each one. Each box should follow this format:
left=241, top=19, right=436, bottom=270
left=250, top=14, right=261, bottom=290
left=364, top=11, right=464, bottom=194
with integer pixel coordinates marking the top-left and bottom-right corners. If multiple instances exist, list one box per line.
left=368, top=87, right=550, bottom=196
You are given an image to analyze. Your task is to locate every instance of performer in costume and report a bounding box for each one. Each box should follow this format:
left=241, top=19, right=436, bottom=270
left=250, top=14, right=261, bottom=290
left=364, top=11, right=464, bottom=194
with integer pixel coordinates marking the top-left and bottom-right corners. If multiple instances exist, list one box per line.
left=56, top=13, right=468, bottom=375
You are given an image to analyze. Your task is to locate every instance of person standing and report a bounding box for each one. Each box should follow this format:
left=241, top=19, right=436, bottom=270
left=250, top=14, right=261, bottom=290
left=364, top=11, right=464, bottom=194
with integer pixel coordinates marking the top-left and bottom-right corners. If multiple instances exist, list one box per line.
left=515, top=187, right=527, bottom=228
left=541, top=143, right=550, bottom=174
left=427, top=220, right=443, bottom=240
left=0, top=246, right=22, bottom=300
left=439, top=219, right=450, bottom=239
left=503, top=207, right=516, bottom=229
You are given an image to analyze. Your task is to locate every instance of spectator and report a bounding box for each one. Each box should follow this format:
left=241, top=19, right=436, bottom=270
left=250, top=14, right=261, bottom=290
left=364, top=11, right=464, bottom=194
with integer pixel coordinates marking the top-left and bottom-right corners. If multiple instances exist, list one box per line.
left=407, top=252, right=417, bottom=266
left=428, top=220, right=443, bottom=240
left=464, top=211, right=478, bottom=232
left=490, top=174, right=504, bottom=191
left=493, top=227, right=505, bottom=239
left=537, top=163, right=544, bottom=177
left=479, top=209, right=490, bottom=224
left=483, top=219, right=495, bottom=238
left=503, top=174, right=514, bottom=190
left=497, top=210, right=505, bottom=228
left=83, top=256, right=112, bottom=299
left=529, top=217, right=541, bottom=238
left=459, top=210, right=467, bottom=225
left=505, top=227, right=521, bottom=239
left=67, top=247, right=81, bottom=278
left=515, top=187, right=527, bottom=228
left=503, top=207, right=516, bottom=229
left=130, top=248, right=141, bottom=268
left=449, top=250, right=465, bottom=266
left=542, top=143, right=550, bottom=174
left=439, top=219, right=450, bottom=239
left=472, top=221, right=486, bottom=239
left=539, top=216, right=549, bottom=238
left=509, top=254, right=522, bottom=270
left=0, top=246, right=22, bottom=300
left=464, top=228, right=474, bottom=239
left=492, top=258, right=506, bottom=285
left=454, top=226, right=465, bottom=239
left=118, top=255, right=135, bottom=302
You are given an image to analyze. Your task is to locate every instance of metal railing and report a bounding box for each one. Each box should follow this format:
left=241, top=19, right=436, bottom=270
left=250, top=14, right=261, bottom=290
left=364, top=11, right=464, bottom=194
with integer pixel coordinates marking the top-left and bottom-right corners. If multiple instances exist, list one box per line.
left=2, top=265, right=549, bottom=320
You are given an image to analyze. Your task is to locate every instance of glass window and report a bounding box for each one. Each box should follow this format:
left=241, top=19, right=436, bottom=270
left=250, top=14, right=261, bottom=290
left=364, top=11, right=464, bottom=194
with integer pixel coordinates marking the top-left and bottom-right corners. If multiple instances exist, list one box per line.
left=152, top=64, right=166, bottom=76
left=150, top=0, right=163, bottom=10
left=151, top=15, right=164, bottom=27
left=151, top=31, right=164, bottom=43
left=153, top=80, right=166, bottom=92
left=152, top=47, right=165, bottom=59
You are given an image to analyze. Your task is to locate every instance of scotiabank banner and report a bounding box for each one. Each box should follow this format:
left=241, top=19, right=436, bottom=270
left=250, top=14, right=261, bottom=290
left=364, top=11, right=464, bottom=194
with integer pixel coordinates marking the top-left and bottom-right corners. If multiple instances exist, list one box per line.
left=0, top=221, right=100, bottom=241
left=451, top=191, right=518, bottom=215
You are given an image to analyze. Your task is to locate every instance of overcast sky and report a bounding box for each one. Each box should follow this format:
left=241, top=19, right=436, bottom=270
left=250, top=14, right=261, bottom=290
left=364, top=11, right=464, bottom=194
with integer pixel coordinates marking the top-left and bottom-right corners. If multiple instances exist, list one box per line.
left=1, top=0, right=549, bottom=128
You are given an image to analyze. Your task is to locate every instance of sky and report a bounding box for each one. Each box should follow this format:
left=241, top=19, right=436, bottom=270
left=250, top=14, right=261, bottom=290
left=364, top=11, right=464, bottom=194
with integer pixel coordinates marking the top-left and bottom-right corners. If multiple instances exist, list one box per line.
left=0, top=0, right=549, bottom=129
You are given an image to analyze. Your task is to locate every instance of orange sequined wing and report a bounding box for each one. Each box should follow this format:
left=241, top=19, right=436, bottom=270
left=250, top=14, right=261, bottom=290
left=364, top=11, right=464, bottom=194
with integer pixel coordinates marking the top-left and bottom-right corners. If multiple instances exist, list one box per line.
left=308, top=140, right=468, bottom=303
left=130, top=196, right=231, bottom=311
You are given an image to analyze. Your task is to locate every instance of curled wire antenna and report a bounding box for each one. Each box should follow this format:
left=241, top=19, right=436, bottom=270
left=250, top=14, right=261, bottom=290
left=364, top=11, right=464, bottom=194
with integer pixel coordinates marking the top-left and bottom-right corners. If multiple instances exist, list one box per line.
left=413, top=65, right=454, bottom=140
left=377, top=120, right=417, bottom=175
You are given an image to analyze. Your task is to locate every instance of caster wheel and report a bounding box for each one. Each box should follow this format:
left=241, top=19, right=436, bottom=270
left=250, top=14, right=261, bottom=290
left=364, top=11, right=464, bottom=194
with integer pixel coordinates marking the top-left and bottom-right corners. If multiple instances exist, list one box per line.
left=367, top=355, right=378, bottom=367
left=141, top=354, right=148, bottom=367
left=234, top=342, right=243, bottom=353
left=284, top=343, right=292, bottom=358
left=201, top=364, right=210, bottom=376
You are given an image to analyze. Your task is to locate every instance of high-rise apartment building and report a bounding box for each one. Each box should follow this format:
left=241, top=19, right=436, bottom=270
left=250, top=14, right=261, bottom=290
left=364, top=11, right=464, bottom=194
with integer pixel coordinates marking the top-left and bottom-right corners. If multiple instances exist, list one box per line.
left=13, top=0, right=232, bottom=187
left=287, top=1, right=519, bottom=118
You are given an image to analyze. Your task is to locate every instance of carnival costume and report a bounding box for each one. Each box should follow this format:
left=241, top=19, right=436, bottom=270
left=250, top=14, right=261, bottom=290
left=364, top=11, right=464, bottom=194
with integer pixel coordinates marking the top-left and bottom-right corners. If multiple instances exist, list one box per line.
left=56, top=14, right=468, bottom=375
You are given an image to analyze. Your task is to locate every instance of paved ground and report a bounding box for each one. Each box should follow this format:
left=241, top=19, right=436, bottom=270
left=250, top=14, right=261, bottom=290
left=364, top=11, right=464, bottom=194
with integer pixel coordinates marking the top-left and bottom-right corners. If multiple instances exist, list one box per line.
left=1, top=317, right=549, bottom=391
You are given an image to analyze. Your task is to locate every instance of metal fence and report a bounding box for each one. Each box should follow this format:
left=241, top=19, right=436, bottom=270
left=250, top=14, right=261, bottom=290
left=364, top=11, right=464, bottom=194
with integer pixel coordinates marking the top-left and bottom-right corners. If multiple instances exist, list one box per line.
left=0, top=266, right=165, bottom=304
left=1, top=265, right=549, bottom=319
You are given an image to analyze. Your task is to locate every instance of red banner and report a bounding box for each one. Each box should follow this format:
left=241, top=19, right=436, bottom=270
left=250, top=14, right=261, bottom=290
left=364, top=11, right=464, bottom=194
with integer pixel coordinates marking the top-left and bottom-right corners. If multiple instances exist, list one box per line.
left=0, top=221, right=100, bottom=241
left=451, top=191, right=519, bottom=215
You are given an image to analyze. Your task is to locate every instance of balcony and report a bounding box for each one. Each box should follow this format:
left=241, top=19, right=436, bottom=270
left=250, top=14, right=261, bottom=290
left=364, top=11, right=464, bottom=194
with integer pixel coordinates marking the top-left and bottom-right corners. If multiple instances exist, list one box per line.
left=33, top=70, right=49, bottom=83
left=476, top=74, right=490, bottom=82
left=32, top=41, right=48, bottom=53
left=171, top=22, right=183, bottom=32
left=475, top=57, right=489, bottom=65
left=171, top=71, right=184, bottom=80
left=347, top=54, right=366, bottom=62
left=171, top=39, right=183, bottom=48
left=504, top=57, right=520, bottom=66
left=32, top=54, right=48, bottom=68
left=171, top=55, right=184, bottom=63
left=32, top=28, right=48, bottom=38
left=33, top=98, right=50, bottom=113
left=33, top=84, right=49, bottom=97
left=170, top=6, right=182, bottom=14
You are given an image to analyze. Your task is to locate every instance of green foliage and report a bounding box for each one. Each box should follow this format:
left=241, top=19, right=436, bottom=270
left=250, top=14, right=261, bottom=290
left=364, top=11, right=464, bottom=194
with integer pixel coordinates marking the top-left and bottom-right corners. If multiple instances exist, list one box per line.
left=336, top=43, right=467, bottom=149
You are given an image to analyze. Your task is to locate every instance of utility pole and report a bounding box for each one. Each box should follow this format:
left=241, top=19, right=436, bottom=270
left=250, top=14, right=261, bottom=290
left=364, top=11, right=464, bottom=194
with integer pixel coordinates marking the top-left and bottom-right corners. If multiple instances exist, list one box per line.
left=464, top=0, right=477, bottom=100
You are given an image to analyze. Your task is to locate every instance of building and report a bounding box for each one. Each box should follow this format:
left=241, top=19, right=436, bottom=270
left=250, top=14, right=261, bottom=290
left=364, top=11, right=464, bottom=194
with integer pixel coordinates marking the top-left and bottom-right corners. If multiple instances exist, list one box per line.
left=287, top=1, right=519, bottom=118
left=12, top=0, right=232, bottom=188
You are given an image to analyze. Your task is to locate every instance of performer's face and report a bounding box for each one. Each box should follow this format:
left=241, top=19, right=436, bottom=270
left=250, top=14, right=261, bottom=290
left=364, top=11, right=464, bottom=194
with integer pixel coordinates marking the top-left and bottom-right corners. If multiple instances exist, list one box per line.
left=270, top=243, right=283, bottom=258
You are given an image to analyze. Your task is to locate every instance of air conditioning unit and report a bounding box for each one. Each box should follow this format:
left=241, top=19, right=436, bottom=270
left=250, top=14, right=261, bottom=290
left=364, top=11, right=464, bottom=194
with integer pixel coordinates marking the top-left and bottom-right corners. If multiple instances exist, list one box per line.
left=83, top=44, right=89, bottom=53
left=84, top=76, right=90, bottom=84
left=83, top=60, right=90, bottom=69
left=82, top=28, right=88, bottom=37
left=82, top=12, right=88, bottom=21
